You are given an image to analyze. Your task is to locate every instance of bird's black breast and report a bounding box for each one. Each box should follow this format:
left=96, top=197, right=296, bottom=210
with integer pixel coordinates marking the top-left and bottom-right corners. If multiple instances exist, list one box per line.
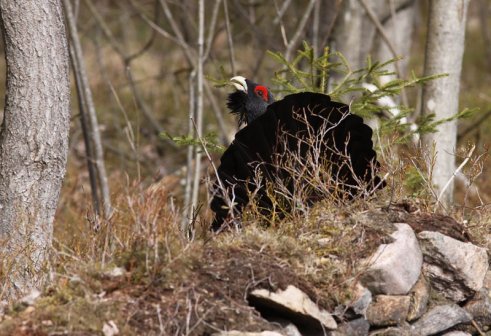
left=211, top=92, right=383, bottom=230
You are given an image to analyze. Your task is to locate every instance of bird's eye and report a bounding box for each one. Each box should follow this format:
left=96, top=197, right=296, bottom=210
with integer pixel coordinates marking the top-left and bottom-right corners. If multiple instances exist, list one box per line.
left=257, top=91, right=263, bottom=96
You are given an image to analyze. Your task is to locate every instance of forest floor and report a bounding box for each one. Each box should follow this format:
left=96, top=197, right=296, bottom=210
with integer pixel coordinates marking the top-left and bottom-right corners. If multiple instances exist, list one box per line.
left=0, top=194, right=489, bottom=335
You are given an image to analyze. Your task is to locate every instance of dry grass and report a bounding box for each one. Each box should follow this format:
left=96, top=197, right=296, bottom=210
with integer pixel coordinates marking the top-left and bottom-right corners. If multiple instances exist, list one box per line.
left=0, top=142, right=489, bottom=335
left=0, top=2, right=490, bottom=335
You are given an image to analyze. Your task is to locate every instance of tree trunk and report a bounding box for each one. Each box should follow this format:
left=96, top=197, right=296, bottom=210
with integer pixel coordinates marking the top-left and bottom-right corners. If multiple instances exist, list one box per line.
left=0, top=0, right=70, bottom=300
left=422, top=0, right=469, bottom=208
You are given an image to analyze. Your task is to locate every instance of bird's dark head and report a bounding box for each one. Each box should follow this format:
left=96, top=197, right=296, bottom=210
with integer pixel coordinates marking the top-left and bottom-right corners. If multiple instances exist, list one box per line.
left=227, top=76, right=275, bottom=126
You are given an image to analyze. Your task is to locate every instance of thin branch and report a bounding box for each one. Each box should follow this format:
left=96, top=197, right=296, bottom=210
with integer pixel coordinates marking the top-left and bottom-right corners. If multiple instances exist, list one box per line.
left=190, top=0, right=205, bottom=236
left=312, top=0, right=321, bottom=58
left=85, top=0, right=173, bottom=143
left=203, top=0, right=222, bottom=62
left=358, top=0, right=408, bottom=105
left=223, top=0, right=236, bottom=74
left=273, top=0, right=293, bottom=25
left=273, top=0, right=288, bottom=47
left=458, top=109, right=491, bottom=140
left=64, top=0, right=113, bottom=219
left=182, top=71, right=196, bottom=232
left=435, top=145, right=476, bottom=211
left=285, top=0, right=317, bottom=62
left=204, top=82, right=230, bottom=144
left=159, top=0, right=195, bottom=64
left=69, top=43, right=101, bottom=218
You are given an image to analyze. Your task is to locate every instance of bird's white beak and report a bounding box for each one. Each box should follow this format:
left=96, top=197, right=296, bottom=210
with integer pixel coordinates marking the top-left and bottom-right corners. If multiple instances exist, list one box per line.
left=230, top=76, right=248, bottom=93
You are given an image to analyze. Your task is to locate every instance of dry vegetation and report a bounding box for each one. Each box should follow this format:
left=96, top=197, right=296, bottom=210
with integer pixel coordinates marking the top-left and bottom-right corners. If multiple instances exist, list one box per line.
left=0, top=0, right=490, bottom=335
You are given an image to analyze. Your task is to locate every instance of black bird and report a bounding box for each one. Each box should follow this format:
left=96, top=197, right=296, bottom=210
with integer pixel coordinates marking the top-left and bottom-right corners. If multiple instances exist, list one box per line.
left=210, top=76, right=384, bottom=231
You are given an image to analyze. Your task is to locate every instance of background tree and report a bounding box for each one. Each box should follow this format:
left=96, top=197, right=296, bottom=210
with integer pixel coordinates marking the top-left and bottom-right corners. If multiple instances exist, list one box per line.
left=0, top=0, right=70, bottom=300
left=421, top=0, right=470, bottom=208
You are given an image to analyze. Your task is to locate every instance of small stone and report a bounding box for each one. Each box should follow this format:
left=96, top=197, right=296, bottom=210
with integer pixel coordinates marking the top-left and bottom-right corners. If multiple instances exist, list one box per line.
left=0, top=300, right=7, bottom=317
left=407, top=276, right=430, bottom=321
left=104, top=267, right=125, bottom=278
left=282, top=323, right=301, bottom=336
left=441, top=332, right=472, bottom=336
left=249, top=285, right=337, bottom=331
left=360, top=223, right=422, bottom=295
left=366, top=295, right=411, bottom=327
left=483, top=270, right=491, bottom=290
left=464, top=289, right=491, bottom=328
left=213, top=332, right=285, bottom=336
left=369, top=326, right=411, bottom=336
left=331, top=317, right=370, bottom=336
left=418, top=231, right=488, bottom=302
left=410, top=304, right=472, bottom=336
left=41, top=320, right=53, bottom=326
left=19, top=288, right=41, bottom=306
left=102, top=320, right=119, bottom=336
left=24, top=306, right=35, bottom=314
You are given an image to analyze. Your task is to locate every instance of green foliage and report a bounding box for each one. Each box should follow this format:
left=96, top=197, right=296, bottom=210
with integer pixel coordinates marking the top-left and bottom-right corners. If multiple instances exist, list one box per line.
left=267, top=42, right=475, bottom=142
left=161, top=131, right=225, bottom=154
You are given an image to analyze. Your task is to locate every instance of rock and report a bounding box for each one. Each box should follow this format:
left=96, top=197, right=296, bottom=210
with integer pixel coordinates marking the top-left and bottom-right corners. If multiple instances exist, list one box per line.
left=104, top=266, right=125, bottom=278
left=418, top=231, right=489, bottom=302
left=369, top=326, right=411, bottom=336
left=407, top=276, right=429, bottom=321
left=410, top=304, right=472, bottom=336
left=264, top=317, right=301, bottom=336
left=248, top=285, right=337, bottom=331
left=464, top=289, right=491, bottom=329
left=213, top=332, right=284, bottom=336
left=331, top=318, right=369, bottom=336
left=366, top=295, right=411, bottom=327
left=0, top=300, right=7, bottom=318
left=483, top=270, right=491, bottom=290
left=350, top=283, right=372, bottom=316
left=102, top=320, right=119, bottom=336
left=19, top=288, right=41, bottom=306
left=360, top=223, right=422, bottom=295
left=282, top=323, right=302, bottom=336
left=441, top=332, right=472, bottom=336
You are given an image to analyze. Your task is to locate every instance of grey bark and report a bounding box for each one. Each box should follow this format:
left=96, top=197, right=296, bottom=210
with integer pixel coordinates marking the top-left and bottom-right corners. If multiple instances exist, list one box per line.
left=422, top=0, right=470, bottom=208
left=0, top=0, right=70, bottom=300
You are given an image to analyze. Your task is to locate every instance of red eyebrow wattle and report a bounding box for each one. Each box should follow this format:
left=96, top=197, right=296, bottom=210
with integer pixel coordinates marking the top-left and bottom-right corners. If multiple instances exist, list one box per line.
left=254, top=86, right=268, bottom=101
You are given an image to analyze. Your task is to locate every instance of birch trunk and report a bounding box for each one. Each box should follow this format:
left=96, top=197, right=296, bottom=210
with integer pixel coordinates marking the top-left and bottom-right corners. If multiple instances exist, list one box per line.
left=422, top=0, right=470, bottom=208
left=0, top=0, right=70, bottom=300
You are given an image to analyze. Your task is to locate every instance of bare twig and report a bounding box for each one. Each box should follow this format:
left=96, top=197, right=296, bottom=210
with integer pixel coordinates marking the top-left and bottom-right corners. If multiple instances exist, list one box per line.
left=312, top=0, right=321, bottom=58
left=159, top=0, right=194, bottom=63
left=435, top=145, right=476, bottom=211
left=190, top=0, right=205, bottom=236
left=285, top=0, right=317, bottom=62
left=223, top=0, right=236, bottom=74
left=69, top=43, right=101, bottom=218
left=273, top=0, right=288, bottom=48
left=358, top=0, right=408, bottom=105
left=64, top=0, right=113, bottom=219
left=203, top=0, right=222, bottom=62
left=85, top=0, right=173, bottom=142
left=182, top=71, right=196, bottom=232
left=458, top=109, right=491, bottom=140
left=204, top=82, right=230, bottom=144
left=273, top=0, right=293, bottom=25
